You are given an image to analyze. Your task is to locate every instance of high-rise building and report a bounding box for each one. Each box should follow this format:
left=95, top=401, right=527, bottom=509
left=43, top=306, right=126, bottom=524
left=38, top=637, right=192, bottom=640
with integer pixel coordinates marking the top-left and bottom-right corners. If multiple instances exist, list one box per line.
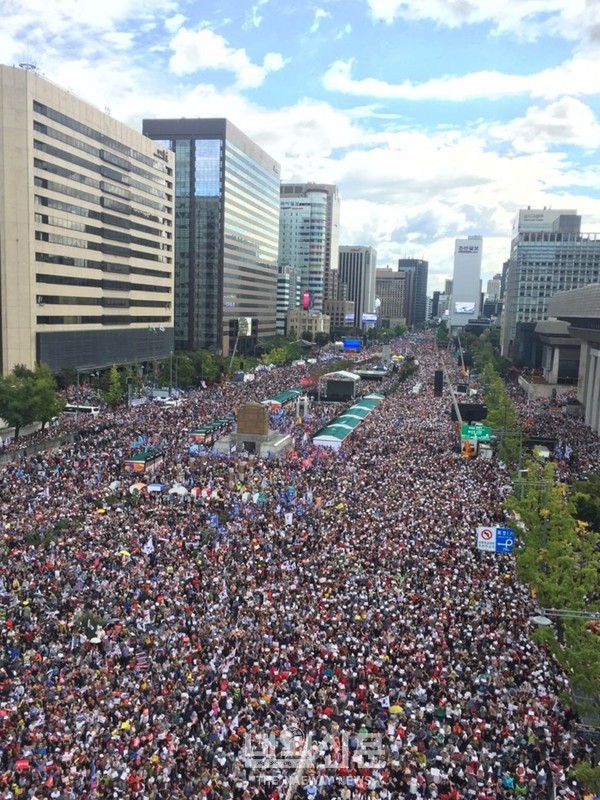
left=449, top=237, right=483, bottom=329
left=323, top=270, right=353, bottom=332
left=398, top=258, right=428, bottom=327
left=338, top=247, right=377, bottom=328
left=0, top=65, right=175, bottom=375
left=143, top=118, right=281, bottom=356
left=375, top=268, right=409, bottom=327
left=280, top=183, right=340, bottom=307
left=501, top=208, right=600, bottom=357
left=486, top=274, right=502, bottom=301
left=276, top=264, right=302, bottom=335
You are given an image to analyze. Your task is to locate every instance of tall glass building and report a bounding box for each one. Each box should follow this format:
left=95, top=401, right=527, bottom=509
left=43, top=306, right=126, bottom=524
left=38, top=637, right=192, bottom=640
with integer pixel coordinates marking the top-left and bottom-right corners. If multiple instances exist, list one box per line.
left=143, top=118, right=281, bottom=355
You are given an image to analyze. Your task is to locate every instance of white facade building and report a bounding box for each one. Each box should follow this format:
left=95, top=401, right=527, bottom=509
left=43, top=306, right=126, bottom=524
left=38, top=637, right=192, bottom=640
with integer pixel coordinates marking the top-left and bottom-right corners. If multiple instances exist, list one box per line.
left=449, top=236, right=483, bottom=329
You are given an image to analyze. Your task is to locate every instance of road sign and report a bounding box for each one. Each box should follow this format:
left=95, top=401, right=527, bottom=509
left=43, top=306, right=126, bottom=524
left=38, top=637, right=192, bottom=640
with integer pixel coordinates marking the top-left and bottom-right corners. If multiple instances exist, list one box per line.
left=495, top=527, right=515, bottom=553
left=461, top=424, right=492, bottom=441
left=476, top=526, right=515, bottom=554
left=476, top=526, right=496, bottom=552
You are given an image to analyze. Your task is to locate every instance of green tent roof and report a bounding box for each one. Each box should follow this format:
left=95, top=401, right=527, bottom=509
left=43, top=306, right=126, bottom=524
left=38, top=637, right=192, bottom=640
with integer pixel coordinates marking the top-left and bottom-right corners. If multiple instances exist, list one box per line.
left=262, top=388, right=303, bottom=406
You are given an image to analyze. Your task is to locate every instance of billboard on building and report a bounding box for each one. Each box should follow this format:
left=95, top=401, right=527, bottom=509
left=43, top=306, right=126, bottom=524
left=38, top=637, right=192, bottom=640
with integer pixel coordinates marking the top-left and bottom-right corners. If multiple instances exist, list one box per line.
left=238, top=317, right=252, bottom=336
left=361, top=313, right=378, bottom=324
left=302, top=290, right=314, bottom=310
left=454, top=301, right=476, bottom=315
left=450, top=237, right=482, bottom=328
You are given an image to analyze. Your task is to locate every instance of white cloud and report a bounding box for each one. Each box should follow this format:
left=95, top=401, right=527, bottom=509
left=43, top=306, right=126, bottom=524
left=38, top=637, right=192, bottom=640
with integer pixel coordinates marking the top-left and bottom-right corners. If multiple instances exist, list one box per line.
left=336, top=23, right=353, bottom=39
left=322, top=54, right=600, bottom=102
left=102, top=31, right=136, bottom=50
left=364, top=0, right=600, bottom=45
left=310, top=8, right=331, bottom=33
left=486, top=97, right=600, bottom=152
left=168, top=26, right=286, bottom=89
left=243, top=0, right=270, bottom=29
left=164, top=13, right=186, bottom=33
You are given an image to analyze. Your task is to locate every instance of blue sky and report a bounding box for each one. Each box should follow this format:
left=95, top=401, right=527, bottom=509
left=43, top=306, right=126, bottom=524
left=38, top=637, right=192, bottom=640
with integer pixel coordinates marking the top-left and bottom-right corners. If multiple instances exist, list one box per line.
left=3, top=0, right=600, bottom=291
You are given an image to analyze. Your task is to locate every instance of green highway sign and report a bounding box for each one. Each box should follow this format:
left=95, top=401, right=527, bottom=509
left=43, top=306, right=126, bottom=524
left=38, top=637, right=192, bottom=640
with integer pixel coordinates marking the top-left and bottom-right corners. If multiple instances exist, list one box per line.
left=461, top=424, right=492, bottom=441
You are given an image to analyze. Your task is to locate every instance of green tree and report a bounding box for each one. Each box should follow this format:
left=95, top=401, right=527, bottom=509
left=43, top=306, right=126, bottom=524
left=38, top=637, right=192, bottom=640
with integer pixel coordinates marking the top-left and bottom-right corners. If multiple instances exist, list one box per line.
left=572, top=474, right=600, bottom=532
left=300, top=330, right=314, bottom=342
left=436, top=320, right=450, bottom=347
left=57, top=365, right=78, bottom=390
left=102, top=365, right=123, bottom=409
left=0, top=373, right=38, bottom=440
left=314, top=332, right=329, bottom=349
left=508, top=460, right=600, bottom=699
left=262, top=346, right=289, bottom=366
left=32, top=363, right=65, bottom=430
left=173, top=352, right=196, bottom=388
left=190, top=350, right=221, bottom=385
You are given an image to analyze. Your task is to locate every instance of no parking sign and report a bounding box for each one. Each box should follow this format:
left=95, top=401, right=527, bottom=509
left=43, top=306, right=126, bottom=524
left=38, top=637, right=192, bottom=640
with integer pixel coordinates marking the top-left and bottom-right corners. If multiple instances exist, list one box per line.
left=476, top=526, right=514, bottom=554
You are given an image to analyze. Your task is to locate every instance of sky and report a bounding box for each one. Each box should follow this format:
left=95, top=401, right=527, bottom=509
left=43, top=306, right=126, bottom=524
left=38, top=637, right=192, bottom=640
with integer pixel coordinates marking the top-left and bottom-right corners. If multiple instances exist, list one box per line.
left=3, top=0, right=600, bottom=292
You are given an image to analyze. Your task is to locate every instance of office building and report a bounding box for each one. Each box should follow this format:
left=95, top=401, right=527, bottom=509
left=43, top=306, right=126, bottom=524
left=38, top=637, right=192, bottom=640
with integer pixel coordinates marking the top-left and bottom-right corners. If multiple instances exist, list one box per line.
left=338, top=247, right=377, bottom=329
left=143, top=118, right=280, bottom=356
left=279, top=185, right=339, bottom=313
left=286, top=309, right=330, bottom=340
left=0, top=65, right=175, bottom=375
left=280, top=183, right=340, bottom=308
left=375, top=268, right=409, bottom=327
left=276, top=264, right=302, bottom=335
left=548, top=285, right=600, bottom=434
left=449, top=237, right=483, bottom=330
left=323, top=271, right=354, bottom=332
left=501, top=208, right=600, bottom=357
left=486, top=274, right=502, bottom=301
left=398, top=258, right=428, bottom=327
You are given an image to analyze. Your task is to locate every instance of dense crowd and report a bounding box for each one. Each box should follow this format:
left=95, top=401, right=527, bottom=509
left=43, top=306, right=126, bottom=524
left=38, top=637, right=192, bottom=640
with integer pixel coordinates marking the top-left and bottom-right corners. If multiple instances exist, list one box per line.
left=0, top=337, right=598, bottom=800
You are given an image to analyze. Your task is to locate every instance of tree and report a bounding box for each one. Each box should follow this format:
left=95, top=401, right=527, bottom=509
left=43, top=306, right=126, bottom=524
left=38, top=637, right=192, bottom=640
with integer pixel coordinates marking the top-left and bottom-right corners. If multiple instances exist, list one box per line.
left=0, top=373, right=38, bottom=441
left=102, top=365, right=123, bottom=409
left=572, top=474, right=600, bottom=532
left=300, top=330, right=313, bottom=342
left=57, top=365, right=78, bottom=390
left=508, top=460, right=600, bottom=699
left=32, top=363, right=64, bottom=430
left=436, top=320, right=450, bottom=347
left=262, top=346, right=289, bottom=366
left=314, top=332, right=329, bottom=349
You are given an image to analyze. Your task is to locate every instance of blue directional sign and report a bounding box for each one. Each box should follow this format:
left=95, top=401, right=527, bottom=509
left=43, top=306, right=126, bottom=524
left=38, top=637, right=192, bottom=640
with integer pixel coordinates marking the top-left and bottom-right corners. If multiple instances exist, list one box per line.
left=495, top=528, right=514, bottom=553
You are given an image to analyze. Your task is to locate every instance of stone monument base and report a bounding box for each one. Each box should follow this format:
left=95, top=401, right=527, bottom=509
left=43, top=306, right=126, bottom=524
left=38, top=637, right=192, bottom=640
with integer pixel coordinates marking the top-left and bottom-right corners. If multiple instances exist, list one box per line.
left=213, top=430, right=292, bottom=458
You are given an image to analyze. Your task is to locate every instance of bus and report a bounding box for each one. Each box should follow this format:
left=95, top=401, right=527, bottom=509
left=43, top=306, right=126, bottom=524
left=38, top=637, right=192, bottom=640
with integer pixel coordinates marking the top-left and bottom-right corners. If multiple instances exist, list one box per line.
left=62, top=404, right=101, bottom=417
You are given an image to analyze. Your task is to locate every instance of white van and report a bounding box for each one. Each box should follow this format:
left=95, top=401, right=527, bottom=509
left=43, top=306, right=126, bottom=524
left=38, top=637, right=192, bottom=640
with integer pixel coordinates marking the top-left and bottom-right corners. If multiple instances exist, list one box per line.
left=62, top=404, right=100, bottom=417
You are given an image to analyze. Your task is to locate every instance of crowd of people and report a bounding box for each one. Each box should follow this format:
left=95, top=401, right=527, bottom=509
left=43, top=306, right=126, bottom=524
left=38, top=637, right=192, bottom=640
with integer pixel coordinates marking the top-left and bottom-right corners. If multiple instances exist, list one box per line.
left=0, top=336, right=598, bottom=800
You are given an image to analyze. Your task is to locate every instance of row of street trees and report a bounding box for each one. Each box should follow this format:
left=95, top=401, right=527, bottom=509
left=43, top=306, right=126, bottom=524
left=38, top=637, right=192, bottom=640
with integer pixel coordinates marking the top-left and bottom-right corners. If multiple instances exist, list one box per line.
left=460, top=327, right=600, bottom=785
